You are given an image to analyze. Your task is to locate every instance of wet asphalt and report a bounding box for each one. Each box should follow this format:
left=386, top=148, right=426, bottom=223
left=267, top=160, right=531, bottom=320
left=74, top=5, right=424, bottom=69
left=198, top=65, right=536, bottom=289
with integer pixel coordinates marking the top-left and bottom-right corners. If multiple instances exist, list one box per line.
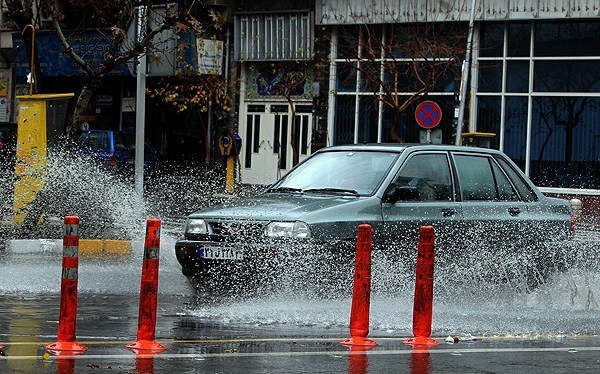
left=1, top=229, right=600, bottom=373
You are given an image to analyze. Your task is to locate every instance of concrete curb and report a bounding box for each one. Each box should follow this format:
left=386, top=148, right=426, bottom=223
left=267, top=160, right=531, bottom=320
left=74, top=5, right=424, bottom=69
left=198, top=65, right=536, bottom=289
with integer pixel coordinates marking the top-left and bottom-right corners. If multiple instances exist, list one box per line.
left=5, top=239, right=136, bottom=256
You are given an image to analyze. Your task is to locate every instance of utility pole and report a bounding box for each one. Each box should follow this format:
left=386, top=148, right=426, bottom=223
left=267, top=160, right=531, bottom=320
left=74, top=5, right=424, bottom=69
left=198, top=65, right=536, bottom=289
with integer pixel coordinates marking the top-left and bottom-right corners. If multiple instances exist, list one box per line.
left=455, top=0, right=477, bottom=145
left=135, top=6, right=147, bottom=196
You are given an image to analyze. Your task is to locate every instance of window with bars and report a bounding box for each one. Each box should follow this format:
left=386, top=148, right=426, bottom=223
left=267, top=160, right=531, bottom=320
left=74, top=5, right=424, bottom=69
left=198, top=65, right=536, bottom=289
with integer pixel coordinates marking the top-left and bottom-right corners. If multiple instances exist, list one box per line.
left=235, top=11, right=313, bottom=61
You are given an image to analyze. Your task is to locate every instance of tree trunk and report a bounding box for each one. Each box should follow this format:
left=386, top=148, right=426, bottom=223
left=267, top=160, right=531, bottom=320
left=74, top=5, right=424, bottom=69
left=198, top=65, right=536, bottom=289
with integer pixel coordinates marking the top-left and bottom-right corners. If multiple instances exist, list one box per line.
left=390, top=109, right=404, bottom=143
left=67, top=84, right=96, bottom=143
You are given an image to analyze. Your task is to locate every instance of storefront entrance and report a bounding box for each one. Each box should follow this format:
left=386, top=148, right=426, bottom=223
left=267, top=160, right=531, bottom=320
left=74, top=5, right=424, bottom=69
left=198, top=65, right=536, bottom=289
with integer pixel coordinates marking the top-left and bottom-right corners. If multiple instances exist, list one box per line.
left=240, top=103, right=313, bottom=185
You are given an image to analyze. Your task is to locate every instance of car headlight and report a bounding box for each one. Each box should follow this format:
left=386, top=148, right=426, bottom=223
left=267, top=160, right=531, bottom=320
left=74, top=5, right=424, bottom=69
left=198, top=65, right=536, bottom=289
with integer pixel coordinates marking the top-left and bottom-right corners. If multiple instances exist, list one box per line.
left=264, top=221, right=311, bottom=238
left=185, top=218, right=208, bottom=235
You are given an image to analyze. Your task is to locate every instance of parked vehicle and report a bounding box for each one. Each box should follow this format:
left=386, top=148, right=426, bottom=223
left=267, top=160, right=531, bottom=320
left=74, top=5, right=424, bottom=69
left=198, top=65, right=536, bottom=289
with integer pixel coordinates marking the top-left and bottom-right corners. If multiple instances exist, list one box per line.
left=76, top=130, right=158, bottom=172
left=175, top=144, right=575, bottom=292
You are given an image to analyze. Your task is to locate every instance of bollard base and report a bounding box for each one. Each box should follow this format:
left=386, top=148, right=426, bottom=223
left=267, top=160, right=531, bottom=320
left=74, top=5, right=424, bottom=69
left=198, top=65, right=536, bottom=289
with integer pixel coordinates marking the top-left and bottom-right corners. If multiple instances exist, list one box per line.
left=44, top=341, right=88, bottom=353
left=340, top=336, right=378, bottom=347
left=126, top=340, right=167, bottom=354
left=403, top=337, right=440, bottom=347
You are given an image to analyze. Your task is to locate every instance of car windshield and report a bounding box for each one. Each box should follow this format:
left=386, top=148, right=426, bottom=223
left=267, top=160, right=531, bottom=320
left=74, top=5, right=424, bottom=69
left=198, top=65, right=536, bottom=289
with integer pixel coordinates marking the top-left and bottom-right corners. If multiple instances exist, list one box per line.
left=269, top=150, right=399, bottom=196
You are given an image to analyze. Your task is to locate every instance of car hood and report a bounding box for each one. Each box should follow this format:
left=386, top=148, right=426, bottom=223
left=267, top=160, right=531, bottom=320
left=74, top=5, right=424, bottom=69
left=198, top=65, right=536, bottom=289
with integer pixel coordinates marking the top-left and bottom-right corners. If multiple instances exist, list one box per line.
left=188, top=193, right=370, bottom=222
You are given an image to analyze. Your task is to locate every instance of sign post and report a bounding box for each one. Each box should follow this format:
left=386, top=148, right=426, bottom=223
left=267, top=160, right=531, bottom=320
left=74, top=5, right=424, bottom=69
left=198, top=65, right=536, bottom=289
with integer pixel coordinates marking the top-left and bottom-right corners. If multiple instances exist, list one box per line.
left=415, top=101, right=442, bottom=144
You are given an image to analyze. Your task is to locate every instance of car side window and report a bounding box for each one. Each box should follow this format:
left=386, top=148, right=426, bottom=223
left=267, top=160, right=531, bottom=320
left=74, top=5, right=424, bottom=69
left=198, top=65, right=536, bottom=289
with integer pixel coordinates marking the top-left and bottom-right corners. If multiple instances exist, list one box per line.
left=394, top=154, right=453, bottom=201
left=494, top=156, right=537, bottom=201
left=86, top=132, right=109, bottom=150
left=490, top=160, right=519, bottom=201
left=454, top=155, right=498, bottom=201
left=455, top=154, right=520, bottom=201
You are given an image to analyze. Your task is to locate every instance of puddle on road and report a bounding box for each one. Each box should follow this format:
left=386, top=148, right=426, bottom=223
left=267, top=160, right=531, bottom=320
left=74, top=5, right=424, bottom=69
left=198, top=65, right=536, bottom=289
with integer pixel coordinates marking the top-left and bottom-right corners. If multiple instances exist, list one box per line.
left=5, top=237, right=599, bottom=338
left=0, top=240, right=190, bottom=296
left=3, top=226, right=599, bottom=338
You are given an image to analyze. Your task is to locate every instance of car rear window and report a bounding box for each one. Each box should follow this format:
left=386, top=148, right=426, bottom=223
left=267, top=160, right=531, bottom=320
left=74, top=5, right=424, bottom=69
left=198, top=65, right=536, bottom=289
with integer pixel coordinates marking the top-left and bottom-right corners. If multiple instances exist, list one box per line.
left=84, top=132, right=109, bottom=150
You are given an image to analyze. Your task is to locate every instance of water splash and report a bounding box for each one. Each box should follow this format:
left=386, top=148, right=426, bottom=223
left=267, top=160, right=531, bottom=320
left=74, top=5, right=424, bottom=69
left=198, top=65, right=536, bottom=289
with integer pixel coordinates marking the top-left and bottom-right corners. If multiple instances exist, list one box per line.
left=181, top=238, right=600, bottom=337
left=1, top=147, right=235, bottom=240
left=1, top=148, right=599, bottom=337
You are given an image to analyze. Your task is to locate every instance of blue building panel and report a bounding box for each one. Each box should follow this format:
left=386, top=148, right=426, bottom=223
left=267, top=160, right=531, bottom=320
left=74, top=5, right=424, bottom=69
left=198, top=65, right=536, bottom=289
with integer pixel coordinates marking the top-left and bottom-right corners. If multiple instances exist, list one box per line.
left=13, top=30, right=203, bottom=78
left=13, top=31, right=133, bottom=77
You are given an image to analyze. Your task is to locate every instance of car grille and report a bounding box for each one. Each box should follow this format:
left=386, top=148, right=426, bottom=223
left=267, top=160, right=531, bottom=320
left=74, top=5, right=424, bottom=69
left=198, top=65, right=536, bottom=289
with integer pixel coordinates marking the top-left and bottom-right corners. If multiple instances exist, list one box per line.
left=208, top=221, right=265, bottom=240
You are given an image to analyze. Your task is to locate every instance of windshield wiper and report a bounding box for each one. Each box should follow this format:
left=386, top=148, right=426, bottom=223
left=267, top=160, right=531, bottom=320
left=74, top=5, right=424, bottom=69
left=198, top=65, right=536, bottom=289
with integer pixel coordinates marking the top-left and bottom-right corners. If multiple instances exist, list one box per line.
left=267, top=186, right=304, bottom=194
left=304, top=188, right=359, bottom=196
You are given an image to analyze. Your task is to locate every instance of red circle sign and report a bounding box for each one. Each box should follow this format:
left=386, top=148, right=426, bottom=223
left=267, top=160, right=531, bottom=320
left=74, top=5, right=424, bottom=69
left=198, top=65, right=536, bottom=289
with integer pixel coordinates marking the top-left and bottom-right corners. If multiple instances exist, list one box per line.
left=415, top=101, right=442, bottom=129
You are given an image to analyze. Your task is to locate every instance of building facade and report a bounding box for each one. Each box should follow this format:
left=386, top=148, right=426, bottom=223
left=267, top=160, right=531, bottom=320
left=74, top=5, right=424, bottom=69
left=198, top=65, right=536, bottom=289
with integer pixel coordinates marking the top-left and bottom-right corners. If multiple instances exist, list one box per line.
left=313, top=0, right=600, bottom=201
left=0, top=0, right=598, bottom=204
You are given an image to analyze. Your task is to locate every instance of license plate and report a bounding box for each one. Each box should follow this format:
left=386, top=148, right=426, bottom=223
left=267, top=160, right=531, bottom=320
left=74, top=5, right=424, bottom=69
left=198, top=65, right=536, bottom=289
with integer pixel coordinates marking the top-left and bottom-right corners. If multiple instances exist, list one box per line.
left=200, top=246, right=244, bottom=260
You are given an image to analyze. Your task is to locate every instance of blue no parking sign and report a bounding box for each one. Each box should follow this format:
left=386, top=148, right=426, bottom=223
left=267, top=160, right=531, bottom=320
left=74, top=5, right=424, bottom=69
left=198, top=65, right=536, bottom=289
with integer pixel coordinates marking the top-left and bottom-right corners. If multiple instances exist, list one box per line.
left=415, top=101, right=442, bottom=129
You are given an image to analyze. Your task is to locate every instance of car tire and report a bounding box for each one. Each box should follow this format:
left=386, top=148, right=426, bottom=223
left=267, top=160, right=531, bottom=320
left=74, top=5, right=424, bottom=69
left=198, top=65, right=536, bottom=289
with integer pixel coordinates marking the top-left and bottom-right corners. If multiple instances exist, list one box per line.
left=524, top=239, right=577, bottom=290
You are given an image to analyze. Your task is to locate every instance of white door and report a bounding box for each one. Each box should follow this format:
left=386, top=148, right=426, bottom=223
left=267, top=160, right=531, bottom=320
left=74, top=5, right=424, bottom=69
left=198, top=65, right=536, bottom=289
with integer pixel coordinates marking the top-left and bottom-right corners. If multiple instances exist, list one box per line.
left=240, top=103, right=313, bottom=185
left=290, top=110, right=313, bottom=168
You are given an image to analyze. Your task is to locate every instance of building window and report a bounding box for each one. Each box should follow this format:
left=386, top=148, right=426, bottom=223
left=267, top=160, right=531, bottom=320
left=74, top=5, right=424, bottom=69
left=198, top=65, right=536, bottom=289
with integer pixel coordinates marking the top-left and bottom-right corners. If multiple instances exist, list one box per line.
left=334, top=95, right=355, bottom=145
left=331, top=24, right=465, bottom=145
left=530, top=97, right=600, bottom=189
left=235, top=11, right=313, bottom=61
left=475, top=20, right=600, bottom=190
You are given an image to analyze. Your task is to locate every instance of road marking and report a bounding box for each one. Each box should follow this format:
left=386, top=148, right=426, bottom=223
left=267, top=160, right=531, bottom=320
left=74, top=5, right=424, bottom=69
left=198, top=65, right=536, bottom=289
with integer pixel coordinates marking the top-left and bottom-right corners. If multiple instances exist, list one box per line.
left=2, top=345, right=600, bottom=361
left=1, top=346, right=600, bottom=361
left=2, top=334, right=600, bottom=346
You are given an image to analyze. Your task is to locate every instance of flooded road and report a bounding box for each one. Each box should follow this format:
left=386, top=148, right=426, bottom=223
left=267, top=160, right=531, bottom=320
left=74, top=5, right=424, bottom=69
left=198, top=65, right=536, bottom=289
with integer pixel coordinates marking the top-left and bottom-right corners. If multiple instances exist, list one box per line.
left=1, top=232, right=599, bottom=339
left=1, top=231, right=600, bottom=372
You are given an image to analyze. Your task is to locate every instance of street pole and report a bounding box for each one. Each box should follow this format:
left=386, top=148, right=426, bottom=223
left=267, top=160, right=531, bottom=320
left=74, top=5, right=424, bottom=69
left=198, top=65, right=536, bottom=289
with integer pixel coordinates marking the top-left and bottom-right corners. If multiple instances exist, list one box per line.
left=135, top=6, right=147, bottom=196
left=455, top=0, right=477, bottom=145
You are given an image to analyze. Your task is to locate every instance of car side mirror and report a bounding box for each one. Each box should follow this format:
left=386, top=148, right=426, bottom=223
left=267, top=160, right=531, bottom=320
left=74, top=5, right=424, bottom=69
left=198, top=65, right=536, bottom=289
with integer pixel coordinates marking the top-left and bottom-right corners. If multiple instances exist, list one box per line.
left=382, top=184, right=419, bottom=203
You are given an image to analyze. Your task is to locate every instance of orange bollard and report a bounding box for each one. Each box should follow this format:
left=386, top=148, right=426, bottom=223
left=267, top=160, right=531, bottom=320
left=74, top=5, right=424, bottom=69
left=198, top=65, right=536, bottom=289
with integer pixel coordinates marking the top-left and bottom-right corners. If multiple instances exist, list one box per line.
left=126, top=218, right=166, bottom=353
left=410, top=348, right=432, bottom=374
left=347, top=348, right=368, bottom=374
left=136, top=356, right=155, bottom=374
left=404, top=225, right=439, bottom=346
left=45, top=216, right=88, bottom=354
left=341, top=224, right=377, bottom=347
left=56, top=357, right=76, bottom=374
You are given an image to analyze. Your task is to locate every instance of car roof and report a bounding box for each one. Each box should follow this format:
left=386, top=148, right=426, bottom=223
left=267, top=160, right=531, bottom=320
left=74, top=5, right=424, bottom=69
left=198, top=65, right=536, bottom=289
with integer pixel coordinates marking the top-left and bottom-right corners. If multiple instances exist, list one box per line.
left=318, top=143, right=505, bottom=156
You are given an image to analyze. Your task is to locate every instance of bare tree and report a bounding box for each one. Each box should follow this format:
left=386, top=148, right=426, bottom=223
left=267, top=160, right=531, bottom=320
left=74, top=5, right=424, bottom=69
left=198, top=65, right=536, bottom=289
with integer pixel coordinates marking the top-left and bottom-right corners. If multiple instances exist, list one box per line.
left=4, top=0, right=206, bottom=143
left=336, top=22, right=466, bottom=142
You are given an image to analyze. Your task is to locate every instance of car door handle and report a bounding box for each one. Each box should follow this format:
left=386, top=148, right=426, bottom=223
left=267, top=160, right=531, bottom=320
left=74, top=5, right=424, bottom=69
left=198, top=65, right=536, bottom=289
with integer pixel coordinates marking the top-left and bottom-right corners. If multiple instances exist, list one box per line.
left=508, top=207, right=521, bottom=216
left=441, top=208, right=456, bottom=217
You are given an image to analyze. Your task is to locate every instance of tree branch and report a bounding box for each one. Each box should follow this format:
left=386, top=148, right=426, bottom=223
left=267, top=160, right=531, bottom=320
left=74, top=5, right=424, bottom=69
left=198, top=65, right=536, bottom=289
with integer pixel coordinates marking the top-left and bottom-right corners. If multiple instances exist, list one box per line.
left=44, top=0, right=98, bottom=80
